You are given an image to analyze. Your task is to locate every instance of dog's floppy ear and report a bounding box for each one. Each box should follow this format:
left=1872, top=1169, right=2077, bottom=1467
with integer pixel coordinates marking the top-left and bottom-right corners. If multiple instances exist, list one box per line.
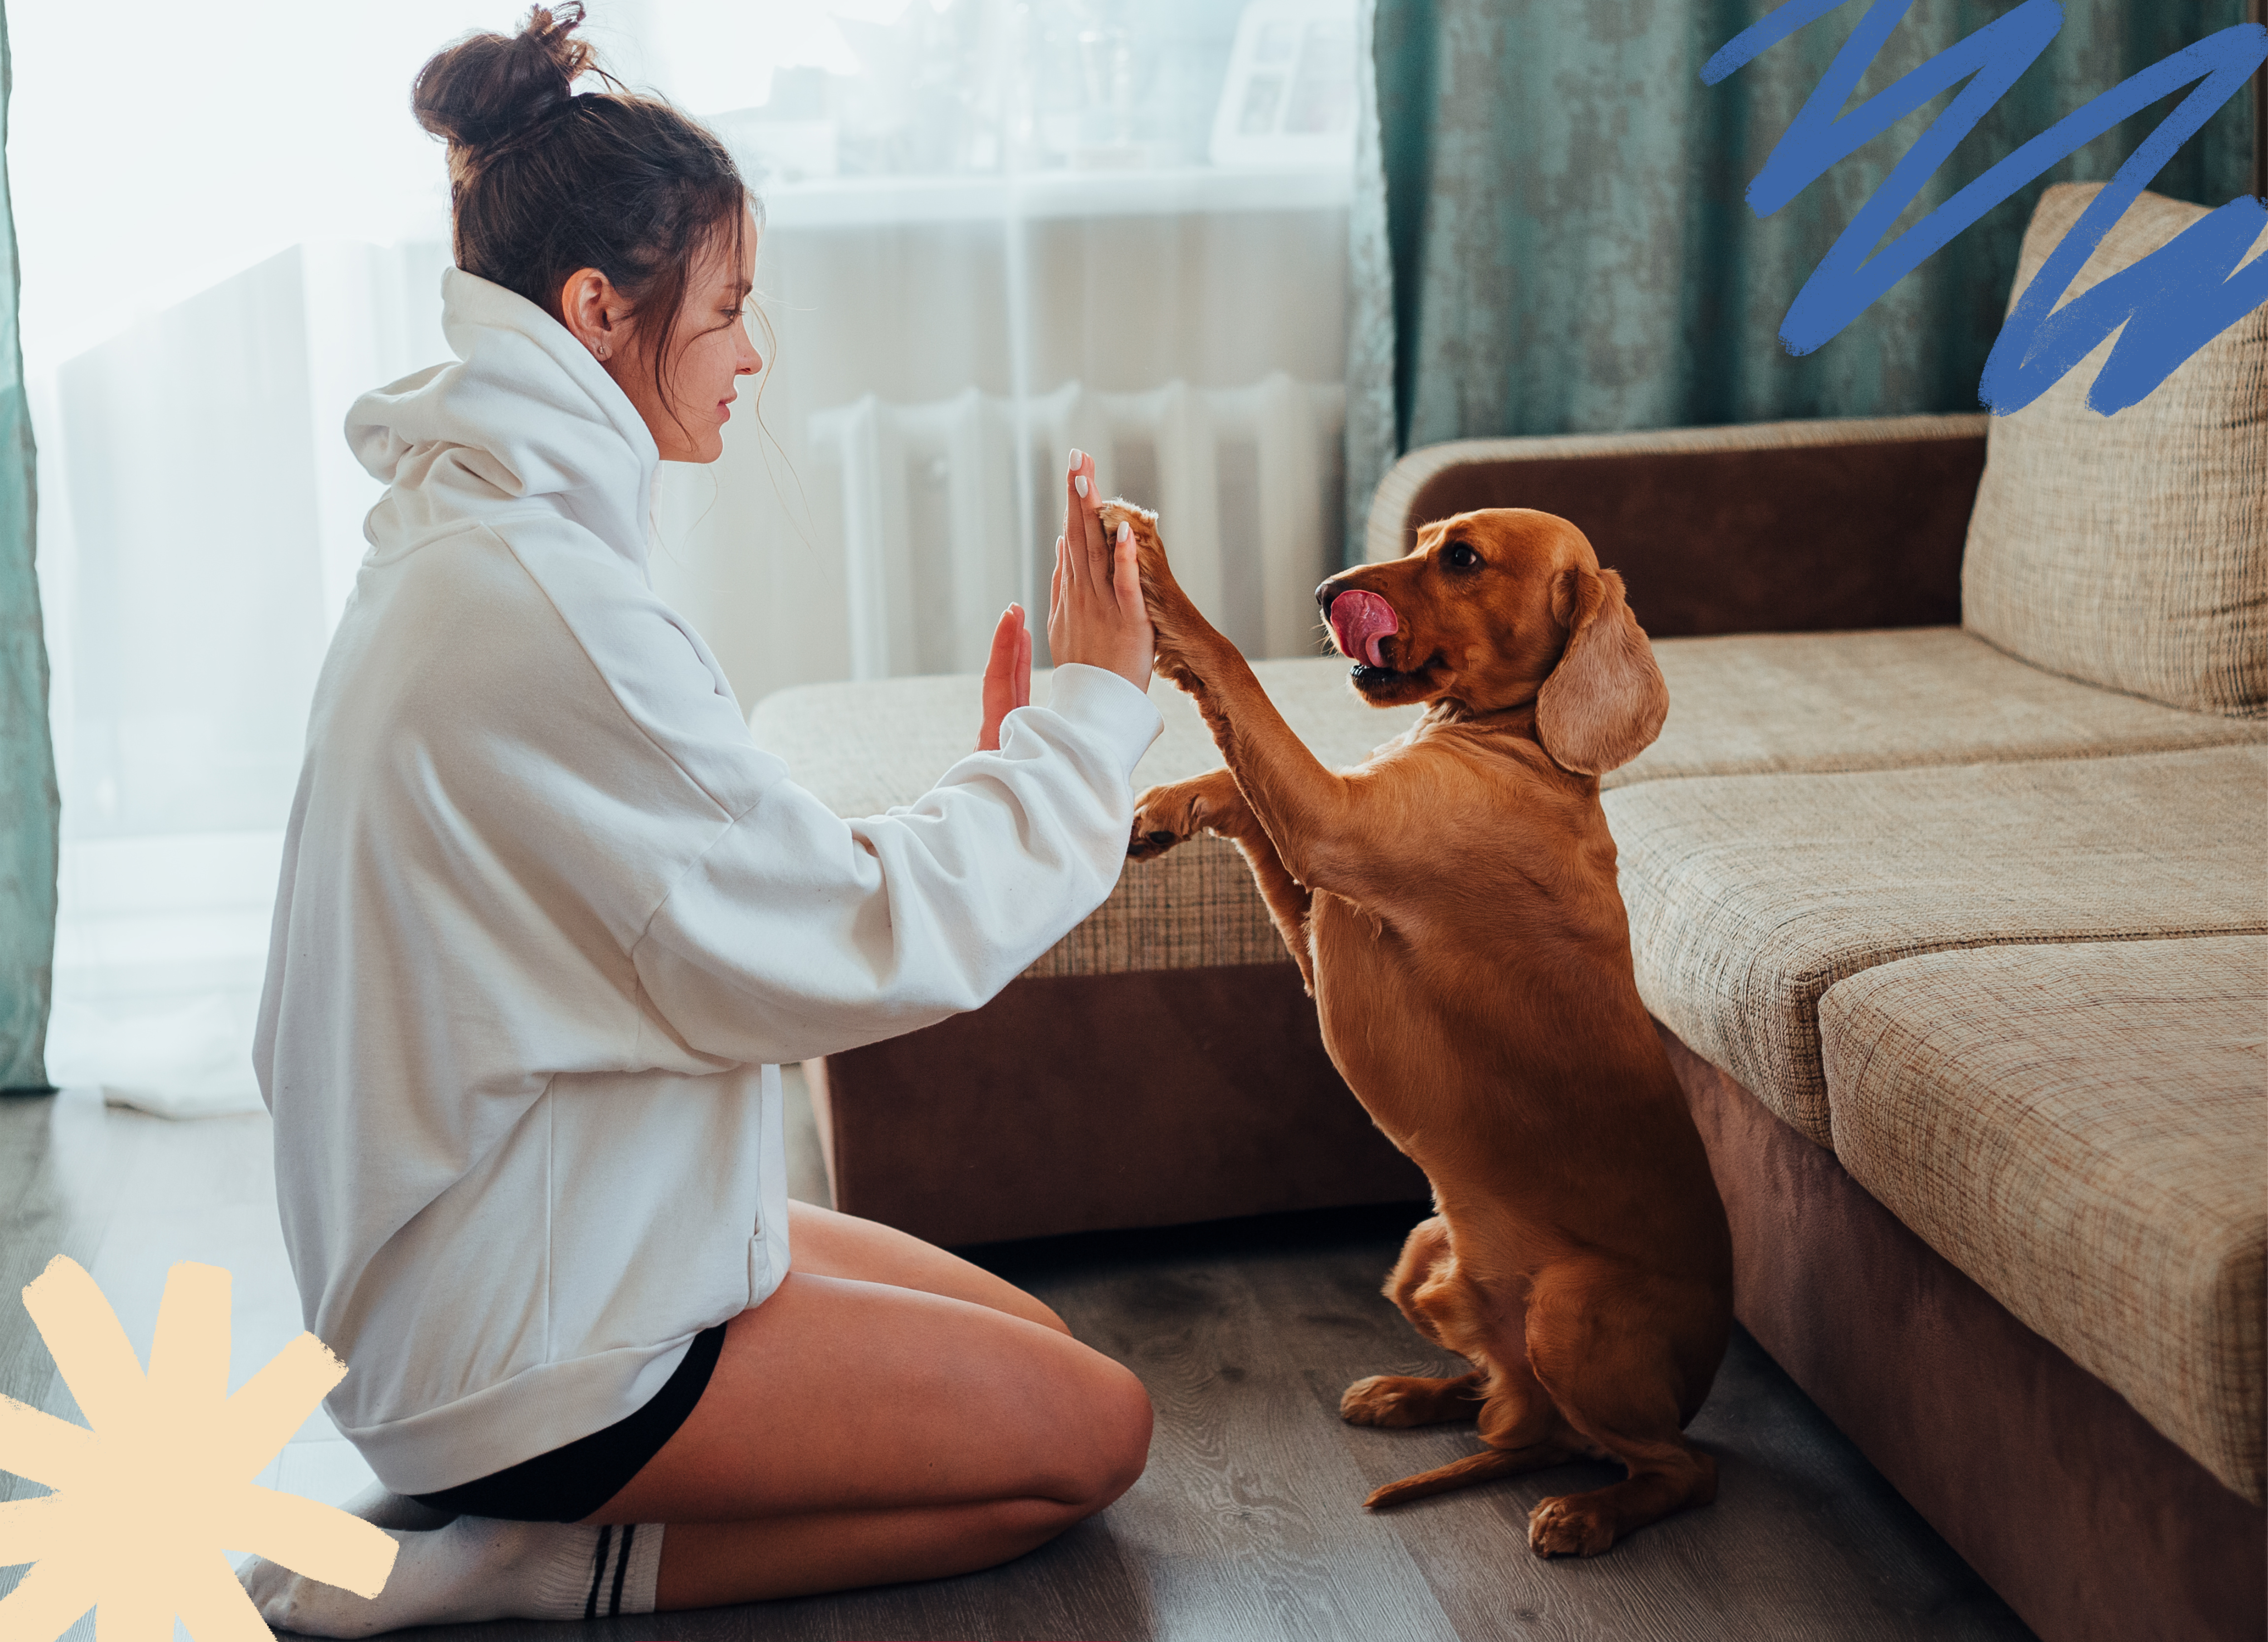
left=1535, top=567, right=1668, bottom=776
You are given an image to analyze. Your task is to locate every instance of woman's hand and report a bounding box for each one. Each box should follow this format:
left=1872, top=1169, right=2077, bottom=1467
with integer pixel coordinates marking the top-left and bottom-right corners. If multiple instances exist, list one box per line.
left=976, top=603, right=1032, bottom=752
left=1047, top=448, right=1154, bottom=692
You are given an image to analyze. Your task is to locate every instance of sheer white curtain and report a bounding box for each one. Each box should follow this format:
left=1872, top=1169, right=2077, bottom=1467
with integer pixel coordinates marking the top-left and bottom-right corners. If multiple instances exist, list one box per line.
left=15, top=0, right=1354, bottom=1115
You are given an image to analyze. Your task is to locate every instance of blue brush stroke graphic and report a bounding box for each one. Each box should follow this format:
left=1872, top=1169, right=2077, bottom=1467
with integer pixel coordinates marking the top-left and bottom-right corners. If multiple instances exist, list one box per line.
left=1706, top=0, right=2268, bottom=414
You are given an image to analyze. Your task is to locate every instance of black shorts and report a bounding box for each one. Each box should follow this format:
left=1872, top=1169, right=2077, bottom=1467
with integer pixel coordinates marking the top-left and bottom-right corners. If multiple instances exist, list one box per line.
left=409, top=1321, right=728, bottom=1522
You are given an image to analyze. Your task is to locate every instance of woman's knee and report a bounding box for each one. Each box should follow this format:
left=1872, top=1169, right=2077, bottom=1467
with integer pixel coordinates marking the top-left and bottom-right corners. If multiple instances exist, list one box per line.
left=1002, top=1289, right=1073, bottom=1337
left=1036, top=1355, right=1152, bottom=1511
left=1093, top=1359, right=1153, bottom=1504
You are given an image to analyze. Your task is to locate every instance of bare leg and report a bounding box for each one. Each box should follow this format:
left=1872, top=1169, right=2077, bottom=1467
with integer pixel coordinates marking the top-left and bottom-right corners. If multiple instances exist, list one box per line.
left=1129, top=767, right=1315, bottom=989
left=783, top=1199, right=1069, bottom=1334
left=589, top=1206, right=1152, bottom=1608
left=653, top=1497, right=1104, bottom=1608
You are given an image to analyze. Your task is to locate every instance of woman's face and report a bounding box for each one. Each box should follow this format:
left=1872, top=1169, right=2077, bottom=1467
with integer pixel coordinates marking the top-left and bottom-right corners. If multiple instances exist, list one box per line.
left=588, top=215, right=765, bottom=464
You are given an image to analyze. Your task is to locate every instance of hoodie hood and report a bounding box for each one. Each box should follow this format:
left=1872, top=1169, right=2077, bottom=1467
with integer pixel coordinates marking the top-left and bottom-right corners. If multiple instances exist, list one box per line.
left=348, top=268, right=661, bottom=574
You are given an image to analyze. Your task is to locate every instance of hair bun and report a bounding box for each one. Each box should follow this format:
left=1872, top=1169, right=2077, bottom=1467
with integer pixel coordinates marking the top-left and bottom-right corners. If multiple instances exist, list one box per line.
left=413, top=3, right=596, bottom=158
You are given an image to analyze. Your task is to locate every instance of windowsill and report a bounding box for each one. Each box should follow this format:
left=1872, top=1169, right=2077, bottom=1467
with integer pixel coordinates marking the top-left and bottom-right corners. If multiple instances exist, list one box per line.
left=759, top=163, right=1353, bottom=229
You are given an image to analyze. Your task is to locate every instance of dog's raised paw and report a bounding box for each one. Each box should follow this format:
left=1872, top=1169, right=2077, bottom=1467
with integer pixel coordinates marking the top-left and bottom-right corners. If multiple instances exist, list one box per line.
left=1097, top=497, right=1159, bottom=528
left=1127, top=783, right=1200, bottom=859
left=1527, top=1494, right=1616, bottom=1558
left=1127, top=823, right=1183, bottom=861
left=1096, top=497, right=1206, bottom=671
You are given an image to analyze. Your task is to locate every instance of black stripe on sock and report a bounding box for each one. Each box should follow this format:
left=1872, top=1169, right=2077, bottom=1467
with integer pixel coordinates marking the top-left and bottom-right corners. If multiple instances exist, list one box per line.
left=610, top=1524, right=636, bottom=1616
left=586, top=1524, right=614, bottom=1620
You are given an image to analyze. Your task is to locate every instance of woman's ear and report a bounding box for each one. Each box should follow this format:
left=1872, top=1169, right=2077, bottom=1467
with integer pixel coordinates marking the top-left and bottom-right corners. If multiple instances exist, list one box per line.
left=1535, top=567, right=1669, bottom=776
left=557, top=267, right=628, bottom=361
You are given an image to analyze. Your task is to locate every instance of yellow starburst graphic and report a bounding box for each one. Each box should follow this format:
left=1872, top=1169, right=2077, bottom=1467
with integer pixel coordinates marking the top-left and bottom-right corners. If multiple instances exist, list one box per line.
left=0, top=1255, right=396, bottom=1642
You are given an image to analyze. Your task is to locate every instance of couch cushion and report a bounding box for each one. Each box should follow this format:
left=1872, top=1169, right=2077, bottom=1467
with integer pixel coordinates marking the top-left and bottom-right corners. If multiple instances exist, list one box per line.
left=1961, top=183, right=2268, bottom=718
left=755, top=638, right=2268, bottom=979
left=1613, top=627, right=2266, bottom=789
left=1606, top=745, right=2268, bottom=1146
left=1820, top=937, right=2266, bottom=1504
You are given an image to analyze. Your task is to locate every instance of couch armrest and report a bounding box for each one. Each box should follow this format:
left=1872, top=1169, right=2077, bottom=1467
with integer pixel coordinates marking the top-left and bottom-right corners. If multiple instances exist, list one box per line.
left=1366, top=413, right=1989, bottom=637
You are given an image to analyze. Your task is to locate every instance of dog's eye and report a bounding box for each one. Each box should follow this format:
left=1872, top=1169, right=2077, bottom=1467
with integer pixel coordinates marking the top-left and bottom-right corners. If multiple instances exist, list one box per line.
left=1445, top=541, right=1481, bottom=570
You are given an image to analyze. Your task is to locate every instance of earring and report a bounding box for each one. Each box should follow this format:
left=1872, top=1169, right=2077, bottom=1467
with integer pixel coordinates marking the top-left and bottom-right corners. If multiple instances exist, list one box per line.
left=595, top=342, right=610, bottom=360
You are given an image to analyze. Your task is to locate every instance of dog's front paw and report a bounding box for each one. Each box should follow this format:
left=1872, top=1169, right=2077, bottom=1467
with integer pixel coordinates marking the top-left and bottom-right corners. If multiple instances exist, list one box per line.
left=1098, top=500, right=1206, bottom=682
left=1127, top=780, right=1203, bottom=860
left=1528, top=1494, right=1617, bottom=1559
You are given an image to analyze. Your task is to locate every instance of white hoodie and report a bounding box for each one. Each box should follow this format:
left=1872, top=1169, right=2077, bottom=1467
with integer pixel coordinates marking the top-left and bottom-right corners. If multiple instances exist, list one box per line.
left=254, top=269, right=1161, bottom=1496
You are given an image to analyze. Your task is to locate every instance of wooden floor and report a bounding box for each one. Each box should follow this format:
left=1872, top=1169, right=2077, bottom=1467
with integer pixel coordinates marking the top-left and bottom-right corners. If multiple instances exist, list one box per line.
left=0, top=1077, right=2034, bottom=1642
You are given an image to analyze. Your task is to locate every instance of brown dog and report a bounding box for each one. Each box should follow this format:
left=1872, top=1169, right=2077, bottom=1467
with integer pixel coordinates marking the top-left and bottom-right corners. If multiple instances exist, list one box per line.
left=1110, top=501, right=1733, bottom=1558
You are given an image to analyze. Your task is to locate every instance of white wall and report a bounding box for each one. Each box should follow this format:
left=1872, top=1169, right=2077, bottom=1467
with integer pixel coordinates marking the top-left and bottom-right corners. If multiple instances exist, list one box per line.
left=654, top=175, right=1350, bottom=708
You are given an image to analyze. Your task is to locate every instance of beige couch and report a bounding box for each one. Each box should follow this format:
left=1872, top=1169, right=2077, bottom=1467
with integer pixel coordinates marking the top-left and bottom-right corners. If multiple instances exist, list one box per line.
left=751, top=184, right=2266, bottom=1640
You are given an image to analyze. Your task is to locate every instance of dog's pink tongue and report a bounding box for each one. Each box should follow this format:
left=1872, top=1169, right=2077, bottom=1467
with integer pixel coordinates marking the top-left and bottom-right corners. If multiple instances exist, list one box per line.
left=1330, top=590, right=1398, bottom=668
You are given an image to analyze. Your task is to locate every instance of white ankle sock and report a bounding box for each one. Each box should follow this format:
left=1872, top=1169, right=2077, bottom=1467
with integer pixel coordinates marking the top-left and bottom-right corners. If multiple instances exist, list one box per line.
left=239, top=1515, right=664, bottom=1635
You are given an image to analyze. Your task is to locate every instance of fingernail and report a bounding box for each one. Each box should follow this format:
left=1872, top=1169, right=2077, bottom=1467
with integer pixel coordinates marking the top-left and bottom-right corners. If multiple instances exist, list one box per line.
left=1069, top=448, right=1083, bottom=469
left=1118, top=521, right=1132, bottom=543
left=1075, top=476, right=1089, bottom=497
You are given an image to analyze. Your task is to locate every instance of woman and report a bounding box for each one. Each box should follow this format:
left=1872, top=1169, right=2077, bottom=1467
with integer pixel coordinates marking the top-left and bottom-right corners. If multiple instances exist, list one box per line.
left=240, top=6, right=1158, bottom=1630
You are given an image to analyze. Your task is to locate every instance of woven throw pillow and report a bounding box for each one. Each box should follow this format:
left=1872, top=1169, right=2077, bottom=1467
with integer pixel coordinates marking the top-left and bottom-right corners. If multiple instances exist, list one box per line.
left=1962, top=182, right=2268, bottom=718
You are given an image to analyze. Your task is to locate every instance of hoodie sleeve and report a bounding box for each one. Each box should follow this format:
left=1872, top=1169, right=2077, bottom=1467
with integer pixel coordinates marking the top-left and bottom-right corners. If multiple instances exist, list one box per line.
left=629, top=663, right=1160, bottom=1067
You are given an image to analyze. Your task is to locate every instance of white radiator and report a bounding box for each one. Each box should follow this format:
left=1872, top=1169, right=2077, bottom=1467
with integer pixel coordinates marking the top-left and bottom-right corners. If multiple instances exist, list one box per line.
left=809, top=374, right=1348, bottom=679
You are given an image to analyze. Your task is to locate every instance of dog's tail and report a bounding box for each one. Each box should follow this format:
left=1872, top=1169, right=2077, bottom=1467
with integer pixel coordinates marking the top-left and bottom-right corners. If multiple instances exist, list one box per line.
left=1364, top=1445, right=1538, bottom=1510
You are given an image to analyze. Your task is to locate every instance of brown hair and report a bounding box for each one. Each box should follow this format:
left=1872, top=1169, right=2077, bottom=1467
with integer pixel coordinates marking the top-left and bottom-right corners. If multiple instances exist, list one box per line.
left=412, top=3, right=760, bottom=434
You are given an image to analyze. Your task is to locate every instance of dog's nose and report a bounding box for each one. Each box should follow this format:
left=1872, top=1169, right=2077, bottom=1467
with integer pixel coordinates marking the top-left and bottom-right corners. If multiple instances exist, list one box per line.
left=1315, top=580, right=1340, bottom=616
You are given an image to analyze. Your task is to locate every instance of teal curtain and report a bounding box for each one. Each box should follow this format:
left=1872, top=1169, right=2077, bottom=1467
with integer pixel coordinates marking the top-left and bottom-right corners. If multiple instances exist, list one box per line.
left=1346, top=0, right=2259, bottom=557
left=0, top=0, right=56, bottom=1093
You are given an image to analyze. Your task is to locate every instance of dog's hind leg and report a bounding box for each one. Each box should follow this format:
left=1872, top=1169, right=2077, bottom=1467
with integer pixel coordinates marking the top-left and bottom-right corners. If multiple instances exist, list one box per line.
left=1340, top=1369, right=1485, bottom=1427
left=1362, top=1363, right=1585, bottom=1508
left=1342, top=1217, right=1486, bottom=1426
left=1520, top=1262, right=1721, bottom=1557
left=1355, top=1226, right=1586, bottom=1504
left=1359, top=1372, right=1590, bottom=1508
left=1361, top=1437, right=1586, bottom=1510
left=1380, top=1215, right=1455, bottom=1346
